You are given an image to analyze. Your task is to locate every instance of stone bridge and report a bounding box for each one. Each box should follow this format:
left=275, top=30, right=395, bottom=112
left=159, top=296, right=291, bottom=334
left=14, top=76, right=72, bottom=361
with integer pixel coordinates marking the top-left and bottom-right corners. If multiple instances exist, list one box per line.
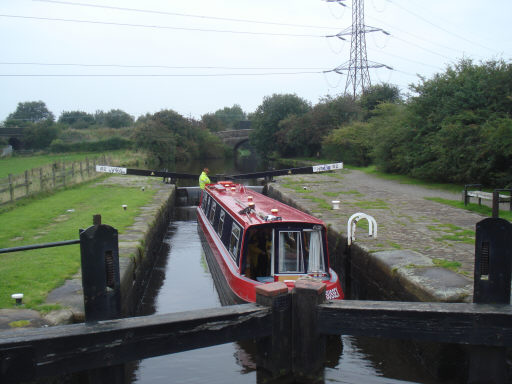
left=215, top=129, right=253, bottom=150
left=0, top=128, right=25, bottom=149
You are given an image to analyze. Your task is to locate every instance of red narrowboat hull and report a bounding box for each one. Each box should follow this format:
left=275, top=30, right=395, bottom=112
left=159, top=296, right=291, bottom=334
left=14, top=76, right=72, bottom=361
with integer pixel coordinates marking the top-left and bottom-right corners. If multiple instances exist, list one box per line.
left=196, top=182, right=344, bottom=303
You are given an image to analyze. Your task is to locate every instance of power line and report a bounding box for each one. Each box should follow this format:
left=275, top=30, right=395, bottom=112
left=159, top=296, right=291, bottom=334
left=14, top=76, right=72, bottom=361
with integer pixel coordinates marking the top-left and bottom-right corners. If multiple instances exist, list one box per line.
left=384, top=0, right=498, bottom=54
left=0, top=14, right=326, bottom=38
left=0, top=71, right=326, bottom=77
left=33, top=0, right=340, bottom=31
left=373, top=50, right=444, bottom=71
left=391, top=35, right=453, bottom=61
left=0, top=62, right=329, bottom=71
left=365, top=14, right=486, bottom=59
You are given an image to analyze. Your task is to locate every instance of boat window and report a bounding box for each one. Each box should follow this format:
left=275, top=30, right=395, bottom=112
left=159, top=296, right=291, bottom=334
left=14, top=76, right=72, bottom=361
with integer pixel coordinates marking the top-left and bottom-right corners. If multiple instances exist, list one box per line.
left=278, top=231, right=304, bottom=273
left=202, top=194, right=210, bottom=214
left=303, top=230, right=325, bottom=273
left=221, top=215, right=233, bottom=249
left=208, top=201, right=217, bottom=224
left=217, top=210, right=225, bottom=237
left=229, top=224, right=241, bottom=262
left=244, top=228, right=272, bottom=281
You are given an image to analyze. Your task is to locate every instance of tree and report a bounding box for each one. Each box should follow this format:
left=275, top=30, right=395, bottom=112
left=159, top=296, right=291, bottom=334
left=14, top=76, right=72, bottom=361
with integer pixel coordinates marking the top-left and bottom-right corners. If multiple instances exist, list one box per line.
left=59, top=111, right=95, bottom=129
left=370, top=103, right=411, bottom=174
left=272, top=95, right=362, bottom=158
left=6, top=101, right=54, bottom=126
left=99, top=109, right=134, bottom=128
left=403, top=58, right=512, bottom=183
left=22, top=120, right=60, bottom=150
left=249, top=94, right=311, bottom=157
left=134, top=110, right=225, bottom=164
left=213, top=104, right=247, bottom=130
left=201, top=113, right=224, bottom=132
left=322, top=121, right=375, bottom=166
left=360, top=83, right=401, bottom=119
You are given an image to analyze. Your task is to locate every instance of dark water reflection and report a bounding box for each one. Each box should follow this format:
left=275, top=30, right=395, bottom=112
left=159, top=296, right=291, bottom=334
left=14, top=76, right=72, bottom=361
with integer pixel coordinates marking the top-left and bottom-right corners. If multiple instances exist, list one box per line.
left=133, top=217, right=258, bottom=384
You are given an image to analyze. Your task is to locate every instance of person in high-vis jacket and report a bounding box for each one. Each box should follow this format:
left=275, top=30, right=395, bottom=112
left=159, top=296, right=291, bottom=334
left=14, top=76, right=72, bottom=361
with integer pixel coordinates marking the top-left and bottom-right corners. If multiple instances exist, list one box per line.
left=199, top=168, right=210, bottom=189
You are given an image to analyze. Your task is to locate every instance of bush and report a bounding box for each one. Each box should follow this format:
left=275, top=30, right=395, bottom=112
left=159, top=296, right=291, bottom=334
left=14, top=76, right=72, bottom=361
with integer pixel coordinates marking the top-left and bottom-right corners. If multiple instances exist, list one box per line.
left=49, top=137, right=132, bottom=152
left=22, top=122, right=60, bottom=150
left=322, top=122, right=375, bottom=166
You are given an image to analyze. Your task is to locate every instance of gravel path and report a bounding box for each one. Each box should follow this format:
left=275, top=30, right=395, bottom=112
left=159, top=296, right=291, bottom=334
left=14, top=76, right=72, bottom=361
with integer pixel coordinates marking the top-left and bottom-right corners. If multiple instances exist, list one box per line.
left=275, top=168, right=488, bottom=277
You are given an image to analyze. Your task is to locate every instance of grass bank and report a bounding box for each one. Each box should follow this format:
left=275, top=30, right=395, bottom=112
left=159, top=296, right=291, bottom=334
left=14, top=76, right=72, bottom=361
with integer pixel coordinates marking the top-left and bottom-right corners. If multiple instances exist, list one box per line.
left=426, top=197, right=512, bottom=222
left=0, top=176, right=157, bottom=310
left=0, top=150, right=146, bottom=179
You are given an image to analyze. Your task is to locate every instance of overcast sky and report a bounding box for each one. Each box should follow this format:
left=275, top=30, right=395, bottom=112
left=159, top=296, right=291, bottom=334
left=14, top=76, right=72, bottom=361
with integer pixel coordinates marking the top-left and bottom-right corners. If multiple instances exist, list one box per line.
left=1, top=0, right=510, bottom=122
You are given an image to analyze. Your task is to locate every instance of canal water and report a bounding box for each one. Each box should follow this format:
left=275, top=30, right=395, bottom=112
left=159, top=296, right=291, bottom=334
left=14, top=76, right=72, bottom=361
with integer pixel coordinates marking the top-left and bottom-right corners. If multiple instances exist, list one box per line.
left=129, top=207, right=448, bottom=384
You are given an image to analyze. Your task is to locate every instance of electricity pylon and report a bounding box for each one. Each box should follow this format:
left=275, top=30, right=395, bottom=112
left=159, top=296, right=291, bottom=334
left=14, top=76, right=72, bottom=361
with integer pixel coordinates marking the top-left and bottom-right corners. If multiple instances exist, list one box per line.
left=326, top=0, right=391, bottom=98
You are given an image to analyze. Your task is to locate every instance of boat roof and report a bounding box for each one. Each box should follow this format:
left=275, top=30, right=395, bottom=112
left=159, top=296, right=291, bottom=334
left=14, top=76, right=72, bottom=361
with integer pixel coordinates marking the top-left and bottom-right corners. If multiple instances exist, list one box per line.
left=204, top=181, right=325, bottom=229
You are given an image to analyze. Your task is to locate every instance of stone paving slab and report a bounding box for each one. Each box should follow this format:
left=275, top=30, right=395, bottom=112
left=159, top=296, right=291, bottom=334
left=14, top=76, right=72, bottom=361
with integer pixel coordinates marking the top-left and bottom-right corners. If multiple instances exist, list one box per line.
left=269, top=168, right=493, bottom=302
left=273, top=168, right=481, bottom=275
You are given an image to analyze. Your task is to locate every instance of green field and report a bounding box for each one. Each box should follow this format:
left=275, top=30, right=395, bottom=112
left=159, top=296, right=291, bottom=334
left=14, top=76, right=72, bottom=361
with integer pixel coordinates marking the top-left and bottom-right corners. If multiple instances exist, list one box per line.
left=0, top=150, right=142, bottom=179
left=0, top=177, right=157, bottom=310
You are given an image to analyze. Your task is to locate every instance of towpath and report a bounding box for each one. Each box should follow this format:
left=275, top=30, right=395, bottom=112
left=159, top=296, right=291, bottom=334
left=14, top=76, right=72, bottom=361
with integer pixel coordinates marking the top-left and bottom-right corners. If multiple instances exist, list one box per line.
left=269, top=167, right=494, bottom=300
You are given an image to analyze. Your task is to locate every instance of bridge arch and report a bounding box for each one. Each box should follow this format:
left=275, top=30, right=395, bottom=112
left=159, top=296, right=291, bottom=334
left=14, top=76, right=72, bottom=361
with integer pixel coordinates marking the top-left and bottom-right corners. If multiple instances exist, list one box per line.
left=0, top=128, right=25, bottom=150
left=215, top=129, right=253, bottom=150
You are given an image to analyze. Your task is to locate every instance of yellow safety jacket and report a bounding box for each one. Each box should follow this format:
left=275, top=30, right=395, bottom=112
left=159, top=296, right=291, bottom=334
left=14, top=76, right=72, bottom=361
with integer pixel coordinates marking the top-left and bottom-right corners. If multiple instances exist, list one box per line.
left=199, top=171, right=211, bottom=189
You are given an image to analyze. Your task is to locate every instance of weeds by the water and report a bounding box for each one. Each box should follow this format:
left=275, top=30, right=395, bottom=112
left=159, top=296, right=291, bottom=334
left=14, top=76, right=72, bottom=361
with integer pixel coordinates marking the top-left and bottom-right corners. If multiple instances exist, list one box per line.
left=8, top=320, right=31, bottom=328
left=355, top=199, right=389, bottom=210
left=302, top=195, right=332, bottom=210
left=432, top=258, right=462, bottom=272
left=427, top=223, right=475, bottom=244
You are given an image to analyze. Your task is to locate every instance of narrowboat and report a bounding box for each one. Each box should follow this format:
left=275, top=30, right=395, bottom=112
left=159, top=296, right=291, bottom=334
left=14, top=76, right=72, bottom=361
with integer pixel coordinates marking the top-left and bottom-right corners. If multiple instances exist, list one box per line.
left=197, top=181, right=344, bottom=304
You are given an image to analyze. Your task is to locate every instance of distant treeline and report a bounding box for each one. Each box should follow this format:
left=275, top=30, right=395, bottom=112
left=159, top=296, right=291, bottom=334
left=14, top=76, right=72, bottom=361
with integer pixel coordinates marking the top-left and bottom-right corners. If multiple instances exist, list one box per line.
left=0, top=104, right=247, bottom=161
left=249, top=59, right=512, bottom=187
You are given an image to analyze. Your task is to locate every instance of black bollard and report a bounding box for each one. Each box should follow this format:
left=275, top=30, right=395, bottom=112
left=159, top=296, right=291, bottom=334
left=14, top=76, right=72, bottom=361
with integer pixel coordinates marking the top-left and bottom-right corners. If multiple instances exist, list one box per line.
left=469, top=218, right=512, bottom=384
left=79, top=215, right=121, bottom=322
left=79, top=215, right=124, bottom=384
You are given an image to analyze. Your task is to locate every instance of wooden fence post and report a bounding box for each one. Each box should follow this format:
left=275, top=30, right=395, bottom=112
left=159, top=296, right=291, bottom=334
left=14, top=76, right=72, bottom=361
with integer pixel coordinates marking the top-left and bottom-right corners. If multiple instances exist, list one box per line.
left=255, top=282, right=292, bottom=380
left=39, top=168, right=43, bottom=191
left=292, top=280, right=327, bottom=382
left=469, top=218, right=512, bottom=383
left=24, top=170, right=29, bottom=197
left=492, top=191, right=500, bottom=218
left=62, top=161, right=66, bottom=187
left=52, top=163, right=56, bottom=188
left=8, top=174, right=14, bottom=202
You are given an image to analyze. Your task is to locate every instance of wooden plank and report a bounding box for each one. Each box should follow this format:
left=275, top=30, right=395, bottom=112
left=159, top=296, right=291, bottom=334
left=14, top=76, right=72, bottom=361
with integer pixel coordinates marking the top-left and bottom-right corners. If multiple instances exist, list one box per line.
left=318, top=301, right=512, bottom=347
left=0, top=304, right=271, bottom=383
left=467, top=191, right=511, bottom=201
